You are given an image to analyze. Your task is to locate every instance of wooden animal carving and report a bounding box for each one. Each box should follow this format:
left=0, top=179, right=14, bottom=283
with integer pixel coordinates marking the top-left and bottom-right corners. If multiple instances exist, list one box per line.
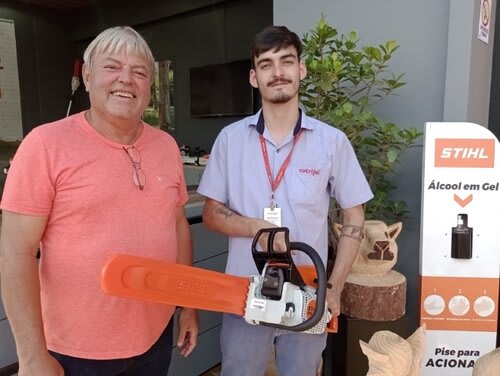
left=473, top=347, right=500, bottom=375
left=335, top=220, right=402, bottom=276
left=360, top=325, right=426, bottom=376
left=335, top=220, right=406, bottom=321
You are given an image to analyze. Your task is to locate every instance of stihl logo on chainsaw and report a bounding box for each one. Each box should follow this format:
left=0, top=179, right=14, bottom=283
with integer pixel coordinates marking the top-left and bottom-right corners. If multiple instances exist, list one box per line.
left=176, top=280, right=207, bottom=295
left=434, top=139, right=495, bottom=168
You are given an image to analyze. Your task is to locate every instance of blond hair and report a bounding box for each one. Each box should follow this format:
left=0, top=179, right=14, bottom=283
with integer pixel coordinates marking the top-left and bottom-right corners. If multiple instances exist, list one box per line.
left=83, top=26, right=155, bottom=76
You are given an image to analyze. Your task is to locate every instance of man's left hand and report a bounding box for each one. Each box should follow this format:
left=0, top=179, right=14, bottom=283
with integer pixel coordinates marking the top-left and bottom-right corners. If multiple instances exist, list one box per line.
left=325, top=285, right=342, bottom=318
left=176, top=307, right=198, bottom=357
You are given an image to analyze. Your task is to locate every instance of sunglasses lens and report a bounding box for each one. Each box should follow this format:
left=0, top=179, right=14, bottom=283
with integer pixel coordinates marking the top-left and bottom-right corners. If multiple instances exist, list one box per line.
left=127, top=148, right=141, bottom=163
left=133, top=168, right=146, bottom=189
left=124, top=146, right=145, bottom=190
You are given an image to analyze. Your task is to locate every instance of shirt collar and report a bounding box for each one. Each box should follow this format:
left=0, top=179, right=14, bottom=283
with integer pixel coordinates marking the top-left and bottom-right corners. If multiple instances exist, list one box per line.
left=249, top=108, right=312, bottom=136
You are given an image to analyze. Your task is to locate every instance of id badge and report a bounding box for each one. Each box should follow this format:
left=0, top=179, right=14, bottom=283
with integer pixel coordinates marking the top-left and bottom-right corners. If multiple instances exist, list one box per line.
left=264, top=207, right=281, bottom=227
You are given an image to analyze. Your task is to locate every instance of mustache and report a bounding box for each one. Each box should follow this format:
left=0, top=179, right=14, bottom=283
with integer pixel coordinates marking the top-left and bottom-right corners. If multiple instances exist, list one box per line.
left=267, top=78, right=292, bottom=87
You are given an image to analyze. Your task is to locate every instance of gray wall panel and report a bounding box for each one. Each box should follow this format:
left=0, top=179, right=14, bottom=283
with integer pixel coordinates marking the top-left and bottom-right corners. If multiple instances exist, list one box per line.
left=0, top=1, right=73, bottom=136
left=70, top=0, right=273, bottom=151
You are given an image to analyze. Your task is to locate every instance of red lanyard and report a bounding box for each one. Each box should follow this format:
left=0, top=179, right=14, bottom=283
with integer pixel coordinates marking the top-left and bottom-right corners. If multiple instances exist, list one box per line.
left=259, top=129, right=303, bottom=203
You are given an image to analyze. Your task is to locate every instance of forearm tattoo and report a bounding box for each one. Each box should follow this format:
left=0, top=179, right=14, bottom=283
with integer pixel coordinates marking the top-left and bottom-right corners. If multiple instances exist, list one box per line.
left=215, top=205, right=237, bottom=219
left=340, top=224, right=364, bottom=242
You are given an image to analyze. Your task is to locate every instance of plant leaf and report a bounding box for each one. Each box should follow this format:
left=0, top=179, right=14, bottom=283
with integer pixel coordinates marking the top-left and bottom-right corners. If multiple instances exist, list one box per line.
left=387, top=149, right=399, bottom=163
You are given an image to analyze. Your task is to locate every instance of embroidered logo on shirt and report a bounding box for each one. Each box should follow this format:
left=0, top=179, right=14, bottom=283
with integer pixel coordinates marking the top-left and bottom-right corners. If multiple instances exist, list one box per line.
left=299, top=168, right=320, bottom=176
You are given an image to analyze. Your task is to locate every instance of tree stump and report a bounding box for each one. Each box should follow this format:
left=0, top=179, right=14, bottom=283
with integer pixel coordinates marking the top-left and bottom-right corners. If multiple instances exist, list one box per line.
left=341, top=270, right=406, bottom=321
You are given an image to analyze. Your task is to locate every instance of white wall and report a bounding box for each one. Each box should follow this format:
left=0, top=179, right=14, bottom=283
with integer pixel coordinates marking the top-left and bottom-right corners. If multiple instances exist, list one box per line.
left=468, top=0, right=496, bottom=127
left=274, top=0, right=494, bottom=322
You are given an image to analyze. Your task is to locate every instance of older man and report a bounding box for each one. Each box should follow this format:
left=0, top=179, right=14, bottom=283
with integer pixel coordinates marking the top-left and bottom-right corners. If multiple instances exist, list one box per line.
left=0, top=26, right=197, bottom=376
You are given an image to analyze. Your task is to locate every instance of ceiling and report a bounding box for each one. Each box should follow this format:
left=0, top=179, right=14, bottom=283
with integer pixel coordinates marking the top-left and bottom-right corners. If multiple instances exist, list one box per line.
left=12, top=0, right=104, bottom=10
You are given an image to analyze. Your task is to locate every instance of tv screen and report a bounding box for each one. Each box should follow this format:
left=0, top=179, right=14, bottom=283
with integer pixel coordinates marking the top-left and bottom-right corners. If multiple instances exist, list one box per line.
left=190, top=60, right=254, bottom=117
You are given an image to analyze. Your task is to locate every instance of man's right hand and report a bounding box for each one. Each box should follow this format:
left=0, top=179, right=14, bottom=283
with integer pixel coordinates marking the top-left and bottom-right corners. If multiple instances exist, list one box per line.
left=18, top=352, right=64, bottom=376
left=253, top=220, right=289, bottom=253
left=202, top=199, right=291, bottom=252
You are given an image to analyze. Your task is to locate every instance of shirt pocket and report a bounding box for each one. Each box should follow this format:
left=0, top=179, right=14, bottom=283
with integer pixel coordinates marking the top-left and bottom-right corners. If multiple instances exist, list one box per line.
left=289, top=158, right=330, bottom=207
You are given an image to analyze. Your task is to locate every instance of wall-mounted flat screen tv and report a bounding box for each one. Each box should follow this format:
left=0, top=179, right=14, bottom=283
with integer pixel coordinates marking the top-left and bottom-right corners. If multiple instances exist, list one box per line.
left=190, top=60, right=254, bottom=117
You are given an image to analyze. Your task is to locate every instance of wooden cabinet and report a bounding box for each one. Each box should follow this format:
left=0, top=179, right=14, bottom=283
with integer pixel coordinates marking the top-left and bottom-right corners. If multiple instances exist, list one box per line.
left=168, top=220, right=228, bottom=375
left=0, top=212, right=17, bottom=374
left=168, top=257, right=226, bottom=375
left=0, top=298, right=17, bottom=373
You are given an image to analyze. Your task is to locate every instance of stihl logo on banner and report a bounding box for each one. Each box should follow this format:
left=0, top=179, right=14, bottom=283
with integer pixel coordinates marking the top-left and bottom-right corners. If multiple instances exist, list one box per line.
left=434, top=139, right=495, bottom=168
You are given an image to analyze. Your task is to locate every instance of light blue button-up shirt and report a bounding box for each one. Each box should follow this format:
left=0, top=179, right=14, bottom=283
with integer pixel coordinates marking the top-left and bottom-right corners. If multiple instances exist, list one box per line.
left=198, top=109, right=373, bottom=277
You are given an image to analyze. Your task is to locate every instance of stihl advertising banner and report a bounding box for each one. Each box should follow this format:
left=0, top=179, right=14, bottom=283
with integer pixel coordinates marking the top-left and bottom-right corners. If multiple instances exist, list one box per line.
left=419, top=123, right=499, bottom=375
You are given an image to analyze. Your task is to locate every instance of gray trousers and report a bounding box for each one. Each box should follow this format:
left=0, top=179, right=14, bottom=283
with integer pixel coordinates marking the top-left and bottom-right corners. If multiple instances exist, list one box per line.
left=220, top=313, right=327, bottom=376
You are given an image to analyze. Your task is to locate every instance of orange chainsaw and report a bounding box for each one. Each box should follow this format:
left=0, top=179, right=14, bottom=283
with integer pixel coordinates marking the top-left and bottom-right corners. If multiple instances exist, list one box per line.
left=101, top=228, right=337, bottom=333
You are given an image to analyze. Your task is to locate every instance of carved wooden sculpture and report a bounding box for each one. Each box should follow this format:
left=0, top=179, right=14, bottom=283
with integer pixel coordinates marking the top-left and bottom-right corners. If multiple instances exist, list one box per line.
left=472, top=347, right=500, bottom=375
left=360, top=325, right=426, bottom=376
left=335, top=220, right=406, bottom=321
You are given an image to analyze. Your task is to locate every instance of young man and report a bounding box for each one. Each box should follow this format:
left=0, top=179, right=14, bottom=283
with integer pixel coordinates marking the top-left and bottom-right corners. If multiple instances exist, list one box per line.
left=197, top=26, right=373, bottom=375
left=0, top=26, right=197, bottom=376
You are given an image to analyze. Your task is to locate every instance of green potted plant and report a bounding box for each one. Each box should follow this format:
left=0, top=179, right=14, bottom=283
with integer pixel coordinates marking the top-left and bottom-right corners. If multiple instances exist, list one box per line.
left=300, top=16, right=423, bottom=223
left=300, top=16, right=423, bottom=322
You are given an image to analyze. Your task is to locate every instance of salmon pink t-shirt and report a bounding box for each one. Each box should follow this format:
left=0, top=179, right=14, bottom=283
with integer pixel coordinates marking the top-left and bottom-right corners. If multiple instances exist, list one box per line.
left=1, top=112, right=188, bottom=359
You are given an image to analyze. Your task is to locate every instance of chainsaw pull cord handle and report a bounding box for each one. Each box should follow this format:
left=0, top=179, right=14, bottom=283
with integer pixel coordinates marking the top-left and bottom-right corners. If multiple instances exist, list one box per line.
left=251, top=227, right=327, bottom=332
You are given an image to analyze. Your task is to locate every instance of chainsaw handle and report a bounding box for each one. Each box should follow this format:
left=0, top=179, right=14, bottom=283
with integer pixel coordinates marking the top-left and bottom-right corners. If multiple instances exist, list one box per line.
left=298, top=265, right=338, bottom=333
left=261, top=241, right=327, bottom=332
left=251, top=227, right=291, bottom=271
left=251, top=227, right=306, bottom=287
